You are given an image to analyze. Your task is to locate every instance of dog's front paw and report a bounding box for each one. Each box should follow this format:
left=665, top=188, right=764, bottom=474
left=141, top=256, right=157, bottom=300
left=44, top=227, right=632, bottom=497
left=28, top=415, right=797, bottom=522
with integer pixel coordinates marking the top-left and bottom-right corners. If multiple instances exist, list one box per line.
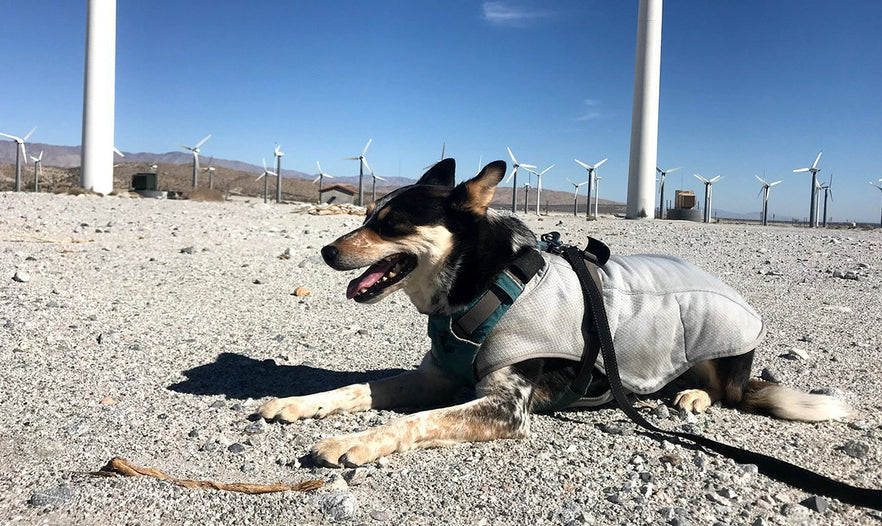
left=312, top=435, right=378, bottom=468
left=674, top=389, right=712, bottom=413
left=258, top=397, right=314, bottom=423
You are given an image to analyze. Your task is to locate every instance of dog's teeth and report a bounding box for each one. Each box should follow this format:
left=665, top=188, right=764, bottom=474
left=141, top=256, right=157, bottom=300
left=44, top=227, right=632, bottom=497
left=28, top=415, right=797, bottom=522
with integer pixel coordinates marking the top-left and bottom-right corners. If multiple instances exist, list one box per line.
left=359, top=288, right=368, bottom=295
left=388, top=271, right=397, bottom=279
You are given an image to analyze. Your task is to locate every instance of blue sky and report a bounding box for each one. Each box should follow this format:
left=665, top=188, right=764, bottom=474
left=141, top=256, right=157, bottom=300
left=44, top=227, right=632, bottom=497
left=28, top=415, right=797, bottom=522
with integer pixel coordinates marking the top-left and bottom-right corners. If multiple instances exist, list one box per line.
left=2, top=1, right=881, bottom=223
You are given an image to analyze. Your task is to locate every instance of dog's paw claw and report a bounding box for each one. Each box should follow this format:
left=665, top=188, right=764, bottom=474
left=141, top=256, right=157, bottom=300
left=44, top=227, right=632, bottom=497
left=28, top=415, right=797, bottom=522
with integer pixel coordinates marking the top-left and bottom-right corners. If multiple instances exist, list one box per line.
left=674, top=389, right=712, bottom=413
left=312, top=438, right=376, bottom=468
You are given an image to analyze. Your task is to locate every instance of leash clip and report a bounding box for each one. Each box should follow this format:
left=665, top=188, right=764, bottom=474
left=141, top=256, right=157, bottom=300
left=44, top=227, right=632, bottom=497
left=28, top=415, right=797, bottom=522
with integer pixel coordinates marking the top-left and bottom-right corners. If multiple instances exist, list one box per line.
left=540, top=231, right=567, bottom=255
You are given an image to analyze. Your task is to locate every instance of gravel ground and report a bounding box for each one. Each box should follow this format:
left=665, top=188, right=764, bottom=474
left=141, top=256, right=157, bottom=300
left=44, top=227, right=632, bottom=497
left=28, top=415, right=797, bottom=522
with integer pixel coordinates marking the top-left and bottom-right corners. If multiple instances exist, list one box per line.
left=1, top=191, right=880, bottom=526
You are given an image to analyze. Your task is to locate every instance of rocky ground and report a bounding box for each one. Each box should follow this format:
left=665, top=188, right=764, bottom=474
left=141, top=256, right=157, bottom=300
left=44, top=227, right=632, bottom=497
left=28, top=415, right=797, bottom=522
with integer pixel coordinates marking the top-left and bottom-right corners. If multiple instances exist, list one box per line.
left=1, top=191, right=880, bottom=526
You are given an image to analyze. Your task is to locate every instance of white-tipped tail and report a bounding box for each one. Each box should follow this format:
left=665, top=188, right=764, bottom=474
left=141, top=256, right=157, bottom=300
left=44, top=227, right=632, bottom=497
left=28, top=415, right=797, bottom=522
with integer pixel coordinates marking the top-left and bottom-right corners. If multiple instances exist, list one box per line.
left=742, top=380, right=852, bottom=422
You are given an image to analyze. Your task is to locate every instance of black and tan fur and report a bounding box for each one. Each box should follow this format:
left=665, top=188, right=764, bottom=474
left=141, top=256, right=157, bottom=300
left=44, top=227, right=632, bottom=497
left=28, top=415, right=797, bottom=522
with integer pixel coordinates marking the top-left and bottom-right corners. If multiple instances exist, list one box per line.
left=258, top=159, right=849, bottom=468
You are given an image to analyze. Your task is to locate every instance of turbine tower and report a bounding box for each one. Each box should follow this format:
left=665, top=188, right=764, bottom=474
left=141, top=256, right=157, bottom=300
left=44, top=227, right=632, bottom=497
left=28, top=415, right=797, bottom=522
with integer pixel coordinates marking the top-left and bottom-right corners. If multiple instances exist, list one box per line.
left=274, top=145, right=285, bottom=203
left=871, top=181, right=882, bottom=228
left=181, top=134, right=211, bottom=188
left=626, top=0, right=663, bottom=219
left=694, top=173, right=722, bottom=223
left=793, top=150, right=823, bottom=227
left=344, top=139, right=372, bottom=206
left=255, top=158, right=277, bottom=204
left=755, top=175, right=781, bottom=226
left=81, top=0, right=116, bottom=195
left=594, top=175, right=603, bottom=218
left=566, top=178, right=587, bottom=217
left=655, top=165, right=682, bottom=219
left=0, top=127, right=35, bottom=192
left=525, top=164, right=554, bottom=215
left=202, top=156, right=216, bottom=190
left=30, top=150, right=44, bottom=192
left=369, top=168, right=386, bottom=203
left=819, top=174, right=834, bottom=227
left=505, top=147, right=535, bottom=213
left=574, top=157, right=607, bottom=219
left=313, top=161, right=334, bottom=203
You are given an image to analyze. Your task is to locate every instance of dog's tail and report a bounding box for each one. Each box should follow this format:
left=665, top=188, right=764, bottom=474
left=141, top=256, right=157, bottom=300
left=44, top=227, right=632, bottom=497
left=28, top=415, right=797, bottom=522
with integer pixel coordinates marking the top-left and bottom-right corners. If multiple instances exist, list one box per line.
left=738, top=380, right=852, bottom=422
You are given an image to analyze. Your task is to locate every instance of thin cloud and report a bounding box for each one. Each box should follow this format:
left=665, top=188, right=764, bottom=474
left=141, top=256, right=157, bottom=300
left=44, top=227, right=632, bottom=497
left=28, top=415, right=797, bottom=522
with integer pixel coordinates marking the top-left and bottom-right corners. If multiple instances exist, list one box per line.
left=482, top=2, right=550, bottom=27
left=576, top=99, right=604, bottom=121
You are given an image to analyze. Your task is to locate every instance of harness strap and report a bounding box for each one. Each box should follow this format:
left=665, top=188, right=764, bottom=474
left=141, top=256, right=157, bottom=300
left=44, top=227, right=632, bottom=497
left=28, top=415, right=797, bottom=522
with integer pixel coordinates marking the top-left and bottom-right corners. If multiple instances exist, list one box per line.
left=558, top=242, right=882, bottom=511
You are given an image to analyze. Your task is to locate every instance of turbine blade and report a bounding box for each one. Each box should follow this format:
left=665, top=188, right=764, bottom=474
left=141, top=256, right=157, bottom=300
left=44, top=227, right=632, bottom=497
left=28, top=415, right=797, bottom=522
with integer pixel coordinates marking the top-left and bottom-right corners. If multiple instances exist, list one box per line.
left=0, top=132, right=19, bottom=140
left=195, top=134, right=212, bottom=148
left=828, top=189, right=834, bottom=202
left=22, top=127, right=36, bottom=141
left=769, top=180, right=782, bottom=186
left=594, top=158, right=608, bottom=168
left=263, top=158, right=268, bottom=170
left=656, top=166, right=662, bottom=173
left=20, top=143, right=26, bottom=162
left=540, top=164, right=555, bottom=175
left=505, top=166, right=518, bottom=183
left=374, top=175, right=386, bottom=181
left=812, top=150, right=822, bottom=169
left=574, top=158, right=591, bottom=170
left=710, top=175, right=722, bottom=183
left=113, top=147, right=124, bottom=157
left=667, top=166, right=683, bottom=174
left=362, top=138, right=372, bottom=155
left=507, top=147, right=517, bottom=165
left=324, top=174, right=334, bottom=178
left=312, top=175, right=321, bottom=184
left=441, top=141, right=446, bottom=159
left=521, top=163, right=536, bottom=169
left=793, top=168, right=809, bottom=173
left=361, top=157, right=372, bottom=174
left=755, top=175, right=767, bottom=185
left=693, top=173, right=708, bottom=183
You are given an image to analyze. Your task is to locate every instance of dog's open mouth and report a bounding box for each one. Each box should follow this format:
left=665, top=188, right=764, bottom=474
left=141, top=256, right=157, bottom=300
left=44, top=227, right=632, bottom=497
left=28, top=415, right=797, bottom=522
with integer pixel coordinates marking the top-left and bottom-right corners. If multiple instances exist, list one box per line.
left=346, top=253, right=418, bottom=302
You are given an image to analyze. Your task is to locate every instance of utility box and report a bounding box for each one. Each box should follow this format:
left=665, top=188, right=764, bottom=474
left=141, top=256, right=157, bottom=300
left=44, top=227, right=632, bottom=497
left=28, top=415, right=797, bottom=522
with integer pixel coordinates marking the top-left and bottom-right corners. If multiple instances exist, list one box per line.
left=131, top=173, right=158, bottom=191
left=674, top=190, right=696, bottom=210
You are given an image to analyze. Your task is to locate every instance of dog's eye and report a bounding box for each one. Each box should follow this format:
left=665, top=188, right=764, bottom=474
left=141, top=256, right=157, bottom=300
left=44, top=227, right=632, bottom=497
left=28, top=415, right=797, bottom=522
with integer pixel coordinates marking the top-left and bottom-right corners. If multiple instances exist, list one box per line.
left=376, top=211, right=412, bottom=238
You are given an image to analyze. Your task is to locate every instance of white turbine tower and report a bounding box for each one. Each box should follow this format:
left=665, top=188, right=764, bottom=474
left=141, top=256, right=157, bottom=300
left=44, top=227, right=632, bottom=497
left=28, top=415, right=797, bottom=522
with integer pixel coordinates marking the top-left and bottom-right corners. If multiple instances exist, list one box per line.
left=594, top=175, right=603, bottom=218
left=274, top=145, right=285, bottom=203
left=343, top=138, right=372, bottom=206
left=525, top=164, right=554, bottom=215
left=819, top=174, right=834, bottom=227
left=81, top=0, right=116, bottom=195
left=567, top=178, right=587, bottom=216
left=30, top=150, right=44, bottom=192
left=505, top=147, right=535, bottom=214
left=793, top=150, right=823, bottom=227
left=255, top=158, right=277, bottom=204
left=202, top=156, right=216, bottom=190
left=694, top=173, right=722, bottom=223
left=181, top=134, right=211, bottom=188
left=369, top=167, right=386, bottom=203
left=755, top=175, right=782, bottom=226
left=574, top=157, right=607, bottom=219
left=655, top=165, right=682, bottom=219
left=0, top=127, right=36, bottom=192
left=871, top=181, right=882, bottom=228
left=313, top=161, right=334, bottom=203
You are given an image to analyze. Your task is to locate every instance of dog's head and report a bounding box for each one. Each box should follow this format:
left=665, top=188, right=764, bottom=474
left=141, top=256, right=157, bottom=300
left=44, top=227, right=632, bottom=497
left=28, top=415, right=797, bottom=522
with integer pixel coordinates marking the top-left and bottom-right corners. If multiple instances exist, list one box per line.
left=321, top=159, right=522, bottom=313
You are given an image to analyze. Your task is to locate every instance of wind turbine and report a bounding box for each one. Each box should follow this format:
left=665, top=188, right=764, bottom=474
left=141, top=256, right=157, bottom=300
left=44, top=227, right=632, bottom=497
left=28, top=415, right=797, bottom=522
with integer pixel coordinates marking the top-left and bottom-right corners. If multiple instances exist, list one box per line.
left=819, top=174, right=834, bottom=227
left=505, top=147, right=535, bottom=213
left=181, top=134, right=211, bottom=188
left=30, top=150, right=44, bottom=192
left=255, top=158, right=277, bottom=204
left=755, top=175, right=782, bottom=226
left=343, top=138, right=372, bottom=206
left=313, top=161, right=334, bottom=203
left=594, top=175, right=603, bottom=218
left=424, top=141, right=446, bottom=169
left=113, top=146, right=124, bottom=167
left=274, top=145, right=285, bottom=203
left=369, top=167, right=386, bottom=203
left=0, top=127, right=36, bottom=192
left=694, top=174, right=722, bottom=223
left=871, top=181, right=882, bottom=228
left=567, top=178, right=587, bottom=217
left=522, top=176, right=531, bottom=214
left=574, top=157, right=607, bottom=219
left=525, top=164, right=554, bottom=215
left=202, top=156, right=216, bottom=190
left=793, top=150, right=823, bottom=227
left=656, top=165, right=682, bottom=219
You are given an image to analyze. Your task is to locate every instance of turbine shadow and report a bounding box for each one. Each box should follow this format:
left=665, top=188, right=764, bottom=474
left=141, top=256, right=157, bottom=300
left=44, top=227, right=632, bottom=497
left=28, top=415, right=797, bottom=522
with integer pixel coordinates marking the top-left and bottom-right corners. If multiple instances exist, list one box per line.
left=168, top=352, right=408, bottom=400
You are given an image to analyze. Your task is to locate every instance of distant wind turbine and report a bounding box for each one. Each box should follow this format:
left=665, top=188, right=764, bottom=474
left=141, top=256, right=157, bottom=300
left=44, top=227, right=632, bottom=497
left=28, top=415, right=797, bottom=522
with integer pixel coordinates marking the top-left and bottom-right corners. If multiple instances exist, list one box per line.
left=656, top=165, right=682, bottom=219
left=793, top=150, right=823, bottom=227
left=313, top=161, right=334, bottom=203
left=181, top=134, right=211, bottom=188
left=525, top=164, right=554, bottom=215
left=369, top=167, right=386, bottom=203
left=343, top=138, right=372, bottom=206
left=255, top=158, right=277, bottom=204
left=871, top=181, right=882, bottom=227
left=424, top=141, right=446, bottom=169
left=755, top=175, right=782, bottom=226
left=819, top=174, right=834, bottom=227
left=594, top=175, right=603, bottom=218
left=30, top=150, right=44, bottom=192
left=202, top=156, right=216, bottom=190
left=0, top=127, right=36, bottom=192
left=567, top=178, right=587, bottom=217
left=505, top=147, right=535, bottom=213
left=694, top=173, right=722, bottom=223
left=274, top=145, right=285, bottom=203
left=574, top=157, right=607, bottom=219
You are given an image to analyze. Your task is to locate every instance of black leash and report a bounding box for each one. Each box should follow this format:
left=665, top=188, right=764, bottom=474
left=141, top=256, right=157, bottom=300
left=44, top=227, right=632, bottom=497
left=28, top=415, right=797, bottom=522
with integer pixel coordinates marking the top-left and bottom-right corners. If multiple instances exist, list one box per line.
left=546, top=234, right=882, bottom=511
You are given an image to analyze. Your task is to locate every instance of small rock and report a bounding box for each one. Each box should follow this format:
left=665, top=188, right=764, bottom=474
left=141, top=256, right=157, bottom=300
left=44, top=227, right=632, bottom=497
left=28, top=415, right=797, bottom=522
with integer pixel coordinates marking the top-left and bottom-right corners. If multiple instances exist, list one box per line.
left=325, top=474, right=349, bottom=491
left=849, top=420, right=870, bottom=431
left=200, top=441, right=219, bottom=452
left=376, top=457, right=390, bottom=468
left=240, top=461, right=256, bottom=473
left=188, top=429, right=200, bottom=438
left=605, top=492, right=622, bottom=504
left=839, top=440, right=870, bottom=459
left=785, top=347, right=809, bottom=360
left=343, top=468, right=368, bottom=486
left=28, top=485, right=73, bottom=507
left=760, top=367, right=781, bottom=383
left=293, top=286, right=311, bottom=297
left=315, top=492, right=358, bottom=522
left=800, top=495, right=828, bottom=513
left=369, top=509, right=392, bottom=522
left=210, top=400, right=226, bottom=409
left=652, top=405, right=671, bottom=419
left=244, top=421, right=265, bottom=435
left=253, top=279, right=263, bottom=285
left=228, top=442, right=246, bottom=453
left=706, top=492, right=731, bottom=506
left=781, top=503, right=810, bottom=518
left=99, top=396, right=115, bottom=406
left=659, top=454, right=682, bottom=466
left=180, top=246, right=196, bottom=254
left=718, top=488, right=738, bottom=499
left=679, top=410, right=697, bottom=424
left=597, top=423, right=630, bottom=435
left=12, top=270, right=30, bottom=283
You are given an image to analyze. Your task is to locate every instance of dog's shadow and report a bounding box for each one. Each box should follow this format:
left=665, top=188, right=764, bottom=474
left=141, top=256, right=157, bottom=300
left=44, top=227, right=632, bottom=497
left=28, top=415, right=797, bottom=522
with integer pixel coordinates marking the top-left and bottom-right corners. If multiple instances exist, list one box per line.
left=168, top=352, right=408, bottom=400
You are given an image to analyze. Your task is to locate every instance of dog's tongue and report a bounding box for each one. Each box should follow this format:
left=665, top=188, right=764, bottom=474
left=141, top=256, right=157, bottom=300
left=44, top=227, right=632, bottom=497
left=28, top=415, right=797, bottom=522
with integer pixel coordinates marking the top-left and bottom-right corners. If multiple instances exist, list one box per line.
left=346, top=259, right=394, bottom=299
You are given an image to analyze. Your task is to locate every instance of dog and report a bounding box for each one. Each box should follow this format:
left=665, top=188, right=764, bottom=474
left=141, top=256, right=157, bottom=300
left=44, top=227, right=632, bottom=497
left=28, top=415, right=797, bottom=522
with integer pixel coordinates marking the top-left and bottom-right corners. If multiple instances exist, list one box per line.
left=258, top=159, right=849, bottom=468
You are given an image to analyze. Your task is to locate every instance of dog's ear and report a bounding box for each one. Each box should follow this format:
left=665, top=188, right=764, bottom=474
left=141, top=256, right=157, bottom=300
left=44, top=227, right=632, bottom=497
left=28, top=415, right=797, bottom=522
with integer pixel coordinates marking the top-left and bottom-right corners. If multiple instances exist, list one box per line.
left=449, top=160, right=506, bottom=215
left=416, top=158, right=456, bottom=188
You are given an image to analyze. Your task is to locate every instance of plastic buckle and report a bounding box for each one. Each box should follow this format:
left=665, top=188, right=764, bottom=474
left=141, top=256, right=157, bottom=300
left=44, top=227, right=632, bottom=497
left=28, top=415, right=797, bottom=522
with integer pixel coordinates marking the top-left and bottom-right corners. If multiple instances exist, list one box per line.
left=540, top=231, right=564, bottom=254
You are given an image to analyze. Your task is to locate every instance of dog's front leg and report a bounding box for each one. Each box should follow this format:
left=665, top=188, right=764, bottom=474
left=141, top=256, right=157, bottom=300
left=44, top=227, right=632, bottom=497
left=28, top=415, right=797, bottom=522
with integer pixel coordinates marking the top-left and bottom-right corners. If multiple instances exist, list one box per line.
left=258, top=353, right=460, bottom=422
left=311, top=368, right=532, bottom=467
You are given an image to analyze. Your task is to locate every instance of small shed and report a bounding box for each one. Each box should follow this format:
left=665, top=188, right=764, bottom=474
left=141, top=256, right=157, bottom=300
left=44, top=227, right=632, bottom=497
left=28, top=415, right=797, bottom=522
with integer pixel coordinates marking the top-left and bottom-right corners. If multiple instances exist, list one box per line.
left=319, top=183, right=357, bottom=205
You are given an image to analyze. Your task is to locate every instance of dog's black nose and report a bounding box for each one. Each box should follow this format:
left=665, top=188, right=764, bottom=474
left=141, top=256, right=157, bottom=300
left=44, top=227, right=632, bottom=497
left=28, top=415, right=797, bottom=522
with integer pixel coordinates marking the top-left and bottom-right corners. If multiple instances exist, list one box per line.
left=321, top=245, right=339, bottom=266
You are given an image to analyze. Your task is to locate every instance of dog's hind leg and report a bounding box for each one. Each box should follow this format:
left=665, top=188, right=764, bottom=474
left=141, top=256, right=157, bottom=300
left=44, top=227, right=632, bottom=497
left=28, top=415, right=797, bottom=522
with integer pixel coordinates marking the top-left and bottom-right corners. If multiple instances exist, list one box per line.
left=311, top=367, right=532, bottom=467
left=258, top=353, right=460, bottom=423
left=673, top=351, right=754, bottom=413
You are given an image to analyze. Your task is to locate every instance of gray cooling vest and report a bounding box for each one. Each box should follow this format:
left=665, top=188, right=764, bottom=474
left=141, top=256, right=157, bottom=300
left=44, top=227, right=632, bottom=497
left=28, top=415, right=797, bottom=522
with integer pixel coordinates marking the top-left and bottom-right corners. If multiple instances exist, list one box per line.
left=432, top=251, right=765, bottom=401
